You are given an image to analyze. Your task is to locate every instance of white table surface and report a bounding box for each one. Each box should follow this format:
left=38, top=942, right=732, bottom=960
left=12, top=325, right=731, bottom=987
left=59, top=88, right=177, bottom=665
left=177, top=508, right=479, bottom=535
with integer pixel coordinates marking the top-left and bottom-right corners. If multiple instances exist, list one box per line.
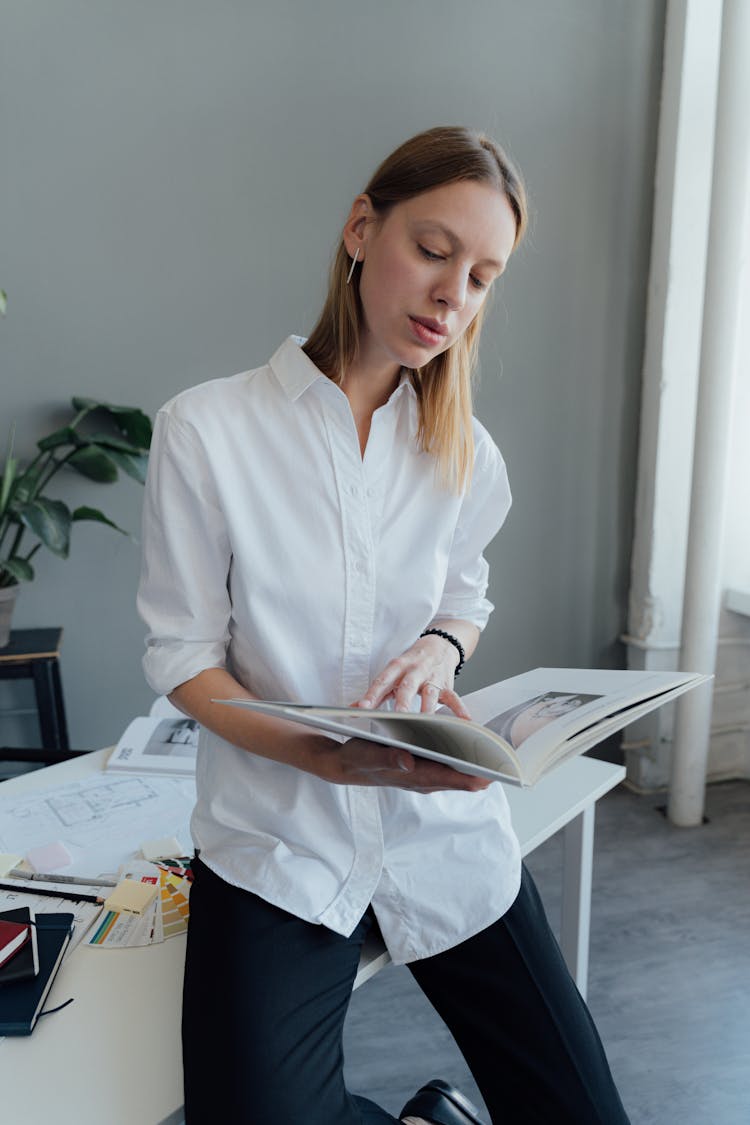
left=0, top=750, right=623, bottom=1125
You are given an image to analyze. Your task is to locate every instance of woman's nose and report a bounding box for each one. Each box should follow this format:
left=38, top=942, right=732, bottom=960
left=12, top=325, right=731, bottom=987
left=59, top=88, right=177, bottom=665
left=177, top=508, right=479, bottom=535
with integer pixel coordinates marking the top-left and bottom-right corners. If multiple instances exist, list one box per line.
left=434, top=269, right=467, bottom=311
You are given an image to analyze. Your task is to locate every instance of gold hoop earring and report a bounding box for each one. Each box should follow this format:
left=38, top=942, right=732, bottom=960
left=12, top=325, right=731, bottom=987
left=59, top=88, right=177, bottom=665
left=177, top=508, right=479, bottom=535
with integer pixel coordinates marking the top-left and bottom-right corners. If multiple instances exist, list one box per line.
left=346, top=248, right=360, bottom=285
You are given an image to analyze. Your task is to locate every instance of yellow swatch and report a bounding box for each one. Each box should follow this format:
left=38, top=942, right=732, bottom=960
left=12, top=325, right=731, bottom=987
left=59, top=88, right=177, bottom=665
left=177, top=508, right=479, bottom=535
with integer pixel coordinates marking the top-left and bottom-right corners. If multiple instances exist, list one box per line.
left=104, top=879, right=159, bottom=916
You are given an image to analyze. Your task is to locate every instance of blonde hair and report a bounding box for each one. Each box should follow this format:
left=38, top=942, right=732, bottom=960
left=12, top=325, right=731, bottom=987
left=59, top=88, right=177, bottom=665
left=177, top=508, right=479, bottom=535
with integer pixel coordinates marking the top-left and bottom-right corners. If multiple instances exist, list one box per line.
left=303, top=126, right=528, bottom=490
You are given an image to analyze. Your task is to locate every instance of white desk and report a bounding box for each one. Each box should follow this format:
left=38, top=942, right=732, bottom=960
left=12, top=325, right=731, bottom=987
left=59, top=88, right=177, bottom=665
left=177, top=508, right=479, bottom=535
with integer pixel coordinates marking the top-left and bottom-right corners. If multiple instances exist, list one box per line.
left=0, top=751, right=623, bottom=1125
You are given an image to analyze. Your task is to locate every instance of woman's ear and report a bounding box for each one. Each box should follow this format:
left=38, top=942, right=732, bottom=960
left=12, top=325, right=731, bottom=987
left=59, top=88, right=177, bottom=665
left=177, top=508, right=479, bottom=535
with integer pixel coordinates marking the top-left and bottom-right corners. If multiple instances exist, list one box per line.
left=342, top=194, right=375, bottom=264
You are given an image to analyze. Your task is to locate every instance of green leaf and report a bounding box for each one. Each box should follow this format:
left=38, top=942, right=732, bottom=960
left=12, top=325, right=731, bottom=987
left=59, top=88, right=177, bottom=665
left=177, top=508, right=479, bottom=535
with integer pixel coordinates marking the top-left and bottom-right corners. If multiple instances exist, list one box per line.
left=1, top=557, right=34, bottom=583
left=118, top=412, right=151, bottom=449
left=0, top=290, right=7, bottom=316
left=18, top=498, right=72, bottom=557
left=72, top=506, right=127, bottom=534
left=0, top=463, right=17, bottom=516
left=68, top=445, right=119, bottom=482
left=83, top=432, right=146, bottom=455
left=105, top=448, right=149, bottom=484
left=37, top=426, right=84, bottom=451
left=71, top=399, right=152, bottom=449
left=0, top=465, right=16, bottom=516
left=0, top=424, right=17, bottom=515
left=12, top=461, right=46, bottom=506
left=109, top=407, right=152, bottom=449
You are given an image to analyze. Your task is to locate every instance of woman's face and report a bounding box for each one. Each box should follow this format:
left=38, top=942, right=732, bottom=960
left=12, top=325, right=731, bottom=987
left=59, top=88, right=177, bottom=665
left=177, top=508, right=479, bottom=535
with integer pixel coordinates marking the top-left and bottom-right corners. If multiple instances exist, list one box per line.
left=352, top=179, right=517, bottom=374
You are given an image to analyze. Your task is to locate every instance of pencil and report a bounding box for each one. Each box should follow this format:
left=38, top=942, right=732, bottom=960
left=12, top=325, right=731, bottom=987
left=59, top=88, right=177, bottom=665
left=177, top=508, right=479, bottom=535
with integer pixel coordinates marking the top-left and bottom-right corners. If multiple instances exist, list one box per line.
left=0, top=880, right=103, bottom=904
left=25, top=872, right=117, bottom=888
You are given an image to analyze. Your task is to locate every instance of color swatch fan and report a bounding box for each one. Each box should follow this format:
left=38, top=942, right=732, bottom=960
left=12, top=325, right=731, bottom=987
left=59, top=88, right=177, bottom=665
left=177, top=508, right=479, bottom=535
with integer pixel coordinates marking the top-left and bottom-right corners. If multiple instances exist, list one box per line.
left=158, top=867, right=190, bottom=939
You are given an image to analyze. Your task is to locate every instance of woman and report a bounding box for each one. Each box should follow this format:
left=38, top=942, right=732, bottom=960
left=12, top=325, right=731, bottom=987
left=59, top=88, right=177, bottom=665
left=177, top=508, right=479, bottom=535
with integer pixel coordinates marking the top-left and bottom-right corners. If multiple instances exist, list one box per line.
left=138, top=126, right=629, bottom=1125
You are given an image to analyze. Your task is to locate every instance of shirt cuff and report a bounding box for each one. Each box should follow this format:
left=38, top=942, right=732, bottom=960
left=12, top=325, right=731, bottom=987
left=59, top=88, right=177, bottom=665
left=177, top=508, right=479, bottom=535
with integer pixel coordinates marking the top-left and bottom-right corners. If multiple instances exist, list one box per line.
left=431, top=592, right=495, bottom=632
left=142, top=638, right=228, bottom=696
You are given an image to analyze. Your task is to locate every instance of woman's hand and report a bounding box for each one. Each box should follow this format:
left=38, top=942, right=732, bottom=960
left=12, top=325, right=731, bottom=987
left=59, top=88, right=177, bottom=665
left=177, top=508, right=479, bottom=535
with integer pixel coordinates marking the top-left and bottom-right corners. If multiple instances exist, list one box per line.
left=351, top=627, right=479, bottom=717
left=325, top=623, right=491, bottom=792
left=308, top=735, right=491, bottom=793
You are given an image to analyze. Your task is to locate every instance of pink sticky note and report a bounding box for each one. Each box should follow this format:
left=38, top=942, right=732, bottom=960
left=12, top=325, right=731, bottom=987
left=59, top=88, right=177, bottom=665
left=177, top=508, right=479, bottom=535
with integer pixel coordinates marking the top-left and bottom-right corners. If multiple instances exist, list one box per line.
left=26, top=841, right=73, bottom=873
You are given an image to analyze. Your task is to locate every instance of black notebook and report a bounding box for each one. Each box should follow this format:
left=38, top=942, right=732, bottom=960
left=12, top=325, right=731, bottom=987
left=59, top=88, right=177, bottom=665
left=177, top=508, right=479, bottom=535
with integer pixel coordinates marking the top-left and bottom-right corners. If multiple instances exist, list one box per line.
left=0, top=907, right=40, bottom=986
left=0, top=912, right=74, bottom=1035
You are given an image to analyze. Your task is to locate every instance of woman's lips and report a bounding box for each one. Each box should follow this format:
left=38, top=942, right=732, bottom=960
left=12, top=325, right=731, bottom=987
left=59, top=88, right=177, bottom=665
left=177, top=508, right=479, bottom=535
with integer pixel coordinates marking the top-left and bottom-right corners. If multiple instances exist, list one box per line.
left=409, top=316, right=449, bottom=346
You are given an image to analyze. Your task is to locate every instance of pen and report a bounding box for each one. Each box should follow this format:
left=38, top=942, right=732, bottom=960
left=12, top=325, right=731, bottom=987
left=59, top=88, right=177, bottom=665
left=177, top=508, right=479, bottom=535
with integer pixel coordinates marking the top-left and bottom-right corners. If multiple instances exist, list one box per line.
left=0, top=881, right=104, bottom=905
left=20, top=872, right=117, bottom=888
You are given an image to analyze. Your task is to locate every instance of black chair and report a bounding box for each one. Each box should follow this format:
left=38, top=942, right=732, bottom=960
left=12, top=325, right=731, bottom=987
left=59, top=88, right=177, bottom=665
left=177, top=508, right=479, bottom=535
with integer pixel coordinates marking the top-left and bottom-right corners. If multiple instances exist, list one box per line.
left=0, top=627, right=83, bottom=778
left=0, top=745, right=93, bottom=782
left=0, top=746, right=91, bottom=768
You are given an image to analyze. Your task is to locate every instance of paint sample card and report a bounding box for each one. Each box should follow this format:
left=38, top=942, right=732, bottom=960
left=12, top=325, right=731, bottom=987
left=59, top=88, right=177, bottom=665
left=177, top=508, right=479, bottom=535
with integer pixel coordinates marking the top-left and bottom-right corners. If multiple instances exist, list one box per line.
left=159, top=870, right=190, bottom=939
left=86, top=900, right=157, bottom=948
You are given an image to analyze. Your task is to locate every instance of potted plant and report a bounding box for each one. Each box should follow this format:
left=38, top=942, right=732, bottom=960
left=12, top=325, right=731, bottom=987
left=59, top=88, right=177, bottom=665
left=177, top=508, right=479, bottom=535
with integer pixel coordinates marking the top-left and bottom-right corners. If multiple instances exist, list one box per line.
left=0, top=385, right=152, bottom=646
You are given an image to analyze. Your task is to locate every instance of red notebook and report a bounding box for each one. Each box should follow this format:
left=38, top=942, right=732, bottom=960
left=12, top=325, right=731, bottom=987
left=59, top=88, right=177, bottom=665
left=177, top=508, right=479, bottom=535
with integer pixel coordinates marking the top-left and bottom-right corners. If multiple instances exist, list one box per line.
left=0, top=917, right=31, bottom=969
left=0, top=908, right=39, bottom=984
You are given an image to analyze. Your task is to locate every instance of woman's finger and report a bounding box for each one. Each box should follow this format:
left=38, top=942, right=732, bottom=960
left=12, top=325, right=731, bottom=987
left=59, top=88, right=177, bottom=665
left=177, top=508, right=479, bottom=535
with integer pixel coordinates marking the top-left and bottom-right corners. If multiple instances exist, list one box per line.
left=356, top=643, right=448, bottom=710
left=337, top=739, right=414, bottom=775
left=419, top=681, right=443, bottom=712
left=335, top=739, right=489, bottom=791
left=396, top=756, right=491, bottom=792
left=392, top=669, right=433, bottom=711
left=439, top=687, right=473, bottom=720
left=355, top=660, right=404, bottom=709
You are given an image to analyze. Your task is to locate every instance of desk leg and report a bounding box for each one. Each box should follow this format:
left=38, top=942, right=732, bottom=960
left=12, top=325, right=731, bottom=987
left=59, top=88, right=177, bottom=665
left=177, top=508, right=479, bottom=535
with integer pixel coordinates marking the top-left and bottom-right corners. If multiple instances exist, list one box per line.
left=32, top=658, right=70, bottom=751
left=560, top=804, right=595, bottom=1001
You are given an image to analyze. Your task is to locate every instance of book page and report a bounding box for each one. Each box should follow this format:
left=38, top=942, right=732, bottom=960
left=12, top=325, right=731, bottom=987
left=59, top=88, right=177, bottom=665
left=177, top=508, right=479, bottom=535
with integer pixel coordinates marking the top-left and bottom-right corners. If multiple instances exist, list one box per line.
left=366, top=714, right=520, bottom=779
left=484, top=691, right=603, bottom=752
left=462, top=668, right=708, bottom=783
left=106, top=716, right=198, bottom=776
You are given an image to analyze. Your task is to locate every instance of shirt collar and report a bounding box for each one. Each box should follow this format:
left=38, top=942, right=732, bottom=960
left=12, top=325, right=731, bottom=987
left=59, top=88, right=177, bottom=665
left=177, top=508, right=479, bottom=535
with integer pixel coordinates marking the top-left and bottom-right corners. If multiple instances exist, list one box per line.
left=268, top=336, right=327, bottom=401
left=393, top=369, right=417, bottom=398
left=269, top=334, right=417, bottom=406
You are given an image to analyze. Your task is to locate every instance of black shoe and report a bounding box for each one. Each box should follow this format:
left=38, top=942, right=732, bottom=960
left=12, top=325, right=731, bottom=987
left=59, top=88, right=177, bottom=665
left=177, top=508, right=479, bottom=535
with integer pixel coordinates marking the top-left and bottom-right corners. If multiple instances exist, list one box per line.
left=399, top=1078, right=485, bottom=1125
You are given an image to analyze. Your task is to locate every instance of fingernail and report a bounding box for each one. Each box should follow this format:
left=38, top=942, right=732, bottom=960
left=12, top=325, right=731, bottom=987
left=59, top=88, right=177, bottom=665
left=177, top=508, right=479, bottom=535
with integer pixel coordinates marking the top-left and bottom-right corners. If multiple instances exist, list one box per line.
left=359, top=699, right=373, bottom=710
left=397, top=754, right=413, bottom=772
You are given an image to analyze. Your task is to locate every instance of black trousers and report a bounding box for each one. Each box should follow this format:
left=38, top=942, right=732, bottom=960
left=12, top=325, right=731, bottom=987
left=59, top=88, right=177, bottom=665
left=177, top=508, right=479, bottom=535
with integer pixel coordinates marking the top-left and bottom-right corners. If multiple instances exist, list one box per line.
left=182, top=858, right=630, bottom=1124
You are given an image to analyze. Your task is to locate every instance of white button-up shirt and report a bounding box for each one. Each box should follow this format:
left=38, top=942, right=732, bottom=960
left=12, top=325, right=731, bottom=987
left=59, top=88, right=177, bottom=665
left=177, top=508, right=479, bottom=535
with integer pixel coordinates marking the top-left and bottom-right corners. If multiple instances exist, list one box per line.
left=137, top=336, right=521, bottom=963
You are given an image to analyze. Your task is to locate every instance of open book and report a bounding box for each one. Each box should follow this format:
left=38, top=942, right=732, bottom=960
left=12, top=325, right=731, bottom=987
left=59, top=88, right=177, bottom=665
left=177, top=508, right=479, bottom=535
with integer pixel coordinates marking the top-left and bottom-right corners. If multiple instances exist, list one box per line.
left=217, top=668, right=709, bottom=787
left=106, top=715, right=198, bottom=777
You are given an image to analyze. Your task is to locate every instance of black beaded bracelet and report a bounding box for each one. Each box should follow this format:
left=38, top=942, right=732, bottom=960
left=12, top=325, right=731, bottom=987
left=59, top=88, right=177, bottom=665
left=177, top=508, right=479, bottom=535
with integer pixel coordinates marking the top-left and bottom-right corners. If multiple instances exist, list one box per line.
left=419, top=628, right=466, bottom=677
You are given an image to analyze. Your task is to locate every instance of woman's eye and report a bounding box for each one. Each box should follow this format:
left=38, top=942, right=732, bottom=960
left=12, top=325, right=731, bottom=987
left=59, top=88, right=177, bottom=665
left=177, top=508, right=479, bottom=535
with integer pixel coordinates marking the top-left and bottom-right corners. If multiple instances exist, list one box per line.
left=417, top=244, right=488, bottom=292
left=418, top=244, right=445, bottom=261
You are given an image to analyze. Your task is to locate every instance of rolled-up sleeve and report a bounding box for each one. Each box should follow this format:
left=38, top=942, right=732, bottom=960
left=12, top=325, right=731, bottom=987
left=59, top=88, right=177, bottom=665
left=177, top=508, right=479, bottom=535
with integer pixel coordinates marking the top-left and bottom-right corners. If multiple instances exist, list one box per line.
left=137, top=409, right=232, bottom=695
left=432, top=430, right=512, bottom=630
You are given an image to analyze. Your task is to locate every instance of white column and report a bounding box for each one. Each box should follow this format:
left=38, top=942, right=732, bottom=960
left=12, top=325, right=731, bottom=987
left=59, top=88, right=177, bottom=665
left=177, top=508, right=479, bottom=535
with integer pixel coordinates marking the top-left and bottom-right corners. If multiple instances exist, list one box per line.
left=624, top=0, right=721, bottom=792
left=668, top=0, right=750, bottom=826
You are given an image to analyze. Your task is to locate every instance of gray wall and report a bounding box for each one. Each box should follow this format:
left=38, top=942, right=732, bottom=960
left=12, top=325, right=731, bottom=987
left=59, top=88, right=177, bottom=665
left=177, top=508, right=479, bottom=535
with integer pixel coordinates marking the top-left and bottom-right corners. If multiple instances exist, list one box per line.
left=1, top=1, right=665, bottom=748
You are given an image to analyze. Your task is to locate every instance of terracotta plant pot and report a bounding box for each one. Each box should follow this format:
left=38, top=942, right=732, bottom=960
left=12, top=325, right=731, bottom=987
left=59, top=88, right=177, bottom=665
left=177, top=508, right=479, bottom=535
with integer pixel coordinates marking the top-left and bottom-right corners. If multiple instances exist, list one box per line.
left=0, top=583, right=20, bottom=647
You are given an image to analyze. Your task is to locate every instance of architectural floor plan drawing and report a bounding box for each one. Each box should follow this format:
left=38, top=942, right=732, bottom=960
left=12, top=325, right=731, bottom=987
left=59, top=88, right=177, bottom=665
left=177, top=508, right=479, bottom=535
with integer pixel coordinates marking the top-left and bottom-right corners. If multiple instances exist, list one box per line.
left=44, top=777, right=166, bottom=828
left=0, top=774, right=196, bottom=876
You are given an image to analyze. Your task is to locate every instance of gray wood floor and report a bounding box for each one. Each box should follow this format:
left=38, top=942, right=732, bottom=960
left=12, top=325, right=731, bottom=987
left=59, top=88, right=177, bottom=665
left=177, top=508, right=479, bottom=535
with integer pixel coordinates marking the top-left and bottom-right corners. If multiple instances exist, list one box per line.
left=343, top=779, right=750, bottom=1124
